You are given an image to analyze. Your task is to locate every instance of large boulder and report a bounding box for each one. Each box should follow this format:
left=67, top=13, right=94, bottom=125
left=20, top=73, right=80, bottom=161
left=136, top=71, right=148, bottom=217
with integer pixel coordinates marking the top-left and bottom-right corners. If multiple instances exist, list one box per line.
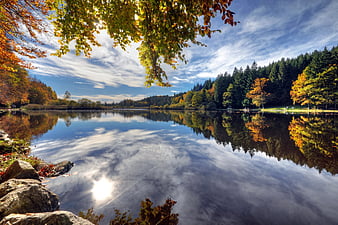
left=1, top=160, right=40, bottom=183
left=0, top=179, right=59, bottom=219
left=0, top=211, right=94, bottom=225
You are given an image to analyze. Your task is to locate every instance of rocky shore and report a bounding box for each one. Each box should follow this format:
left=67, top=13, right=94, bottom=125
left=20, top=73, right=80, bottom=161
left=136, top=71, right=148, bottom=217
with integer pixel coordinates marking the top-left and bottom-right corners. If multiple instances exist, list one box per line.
left=0, top=160, right=93, bottom=225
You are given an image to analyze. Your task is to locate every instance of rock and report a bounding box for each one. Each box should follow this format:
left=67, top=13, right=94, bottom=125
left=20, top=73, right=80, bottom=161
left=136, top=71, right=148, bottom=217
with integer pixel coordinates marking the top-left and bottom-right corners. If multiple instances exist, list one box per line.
left=53, top=161, right=74, bottom=176
left=0, top=179, right=41, bottom=198
left=0, top=211, right=94, bottom=225
left=35, top=161, right=74, bottom=177
left=0, top=179, right=59, bottom=219
left=1, top=160, right=40, bottom=183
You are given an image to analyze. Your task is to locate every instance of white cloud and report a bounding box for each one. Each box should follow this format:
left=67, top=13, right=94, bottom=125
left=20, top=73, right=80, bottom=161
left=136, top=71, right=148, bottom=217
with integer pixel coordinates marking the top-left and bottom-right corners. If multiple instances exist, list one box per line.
left=71, top=94, right=148, bottom=103
left=30, top=29, right=146, bottom=88
left=28, top=0, right=337, bottom=97
left=32, top=123, right=338, bottom=224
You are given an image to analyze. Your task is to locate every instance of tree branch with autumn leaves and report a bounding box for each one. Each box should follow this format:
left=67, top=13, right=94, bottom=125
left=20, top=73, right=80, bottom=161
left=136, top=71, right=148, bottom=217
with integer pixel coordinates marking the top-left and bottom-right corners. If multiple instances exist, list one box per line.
left=1, top=0, right=238, bottom=86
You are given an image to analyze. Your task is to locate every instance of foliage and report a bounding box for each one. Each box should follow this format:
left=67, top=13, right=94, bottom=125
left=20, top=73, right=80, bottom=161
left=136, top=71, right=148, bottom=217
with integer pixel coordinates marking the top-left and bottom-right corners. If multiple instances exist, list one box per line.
left=0, top=152, right=45, bottom=176
left=0, top=67, right=57, bottom=107
left=78, top=198, right=178, bottom=225
left=48, top=0, right=238, bottom=86
left=0, top=66, right=30, bottom=107
left=78, top=208, right=104, bottom=225
left=0, top=111, right=58, bottom=141
left=246, top=78, right=270, bottom=108
left=112, top=46, right=337, bottom=110
left=0, top=0, right=48, bottom=72
left=28, top=78, right=58, bottom=105
left=64, top=90, right=71, bottom=99
left=0, top=139, right=30, bottom=155
left=288, top=116, right=338, bottom=174
left=290, top=47, right=338, bottom=109
left=0, top=136, right=44, bottom=175
left=244, top=114, right=269, bottom=142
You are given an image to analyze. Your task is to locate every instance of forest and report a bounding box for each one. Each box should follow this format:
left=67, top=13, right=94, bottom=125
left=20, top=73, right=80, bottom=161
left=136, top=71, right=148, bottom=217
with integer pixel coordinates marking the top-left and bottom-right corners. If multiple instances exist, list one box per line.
left=114, top=46, right=337, bottom=110
left=1, top=46, right=337, bottom=110
left=0, top=66, right=57, bottom=107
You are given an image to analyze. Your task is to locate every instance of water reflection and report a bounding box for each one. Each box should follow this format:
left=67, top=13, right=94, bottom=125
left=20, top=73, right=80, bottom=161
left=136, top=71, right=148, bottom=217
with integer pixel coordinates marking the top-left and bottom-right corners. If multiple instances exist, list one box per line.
left=0, top=110, right=337, bottom=175
left=1, top=110, right=338, bottom=224
left=91, top=177, right=116, bottom=203
left=0, top=111, right=58, bottom=140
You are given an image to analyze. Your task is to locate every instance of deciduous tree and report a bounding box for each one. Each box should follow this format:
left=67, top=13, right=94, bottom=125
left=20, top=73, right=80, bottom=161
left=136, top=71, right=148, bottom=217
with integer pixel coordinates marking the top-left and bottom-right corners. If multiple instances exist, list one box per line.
left=0, top=0, right=48, bottom=72
left=246, top=78, right=270, bottom=108
left=48, top=0, right=238, bottom=86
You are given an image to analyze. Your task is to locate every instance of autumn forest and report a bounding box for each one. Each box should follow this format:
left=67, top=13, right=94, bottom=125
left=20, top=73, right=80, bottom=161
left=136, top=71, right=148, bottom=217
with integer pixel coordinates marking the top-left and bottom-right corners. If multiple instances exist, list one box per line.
left=117, top=46, right=338, bottom=110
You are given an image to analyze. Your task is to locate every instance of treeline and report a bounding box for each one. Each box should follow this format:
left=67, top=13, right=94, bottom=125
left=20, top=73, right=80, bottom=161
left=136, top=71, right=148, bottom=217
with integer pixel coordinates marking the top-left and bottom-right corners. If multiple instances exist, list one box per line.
left=0, top=66, right=57, bottom=107
left=0, top=67, right=106, bottom=110
left=115, top=46, right=337, bottom=110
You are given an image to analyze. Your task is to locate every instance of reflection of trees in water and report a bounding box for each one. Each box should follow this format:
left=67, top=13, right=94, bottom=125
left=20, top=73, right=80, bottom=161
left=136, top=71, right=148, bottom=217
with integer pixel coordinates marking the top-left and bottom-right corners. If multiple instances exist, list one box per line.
left=142, top=111, right=337, bottom=175
left=289, top=116, right=338, bottom=174
left=1, top=110, right=336, bottom=174
left=0, top=112, right=58, bottom=141
left=245, top=114, right=269, bottom=142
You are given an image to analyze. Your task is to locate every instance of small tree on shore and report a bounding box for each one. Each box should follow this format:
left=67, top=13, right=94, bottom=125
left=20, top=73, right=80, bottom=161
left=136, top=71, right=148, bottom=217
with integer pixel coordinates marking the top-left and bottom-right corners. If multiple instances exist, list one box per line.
left=64, top=91, right=71, bottom=100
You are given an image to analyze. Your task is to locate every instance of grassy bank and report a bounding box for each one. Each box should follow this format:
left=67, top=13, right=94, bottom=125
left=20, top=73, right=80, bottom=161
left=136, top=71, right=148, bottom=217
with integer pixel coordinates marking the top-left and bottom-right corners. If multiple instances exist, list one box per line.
left=0, top=138, right=43, bottom=175
left=261, top=106, right=338, bottom=114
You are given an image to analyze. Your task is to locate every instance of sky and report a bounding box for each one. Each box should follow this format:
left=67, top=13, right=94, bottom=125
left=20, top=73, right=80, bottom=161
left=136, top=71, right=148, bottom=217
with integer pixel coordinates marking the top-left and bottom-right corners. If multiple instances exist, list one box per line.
left=28, top=0, right=338, bottom=103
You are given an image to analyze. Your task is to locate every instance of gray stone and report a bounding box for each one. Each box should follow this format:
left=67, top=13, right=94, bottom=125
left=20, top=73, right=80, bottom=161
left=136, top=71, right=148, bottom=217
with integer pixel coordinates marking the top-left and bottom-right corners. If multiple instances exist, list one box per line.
left=0, top=179, right=59, bottom=219
left=0, top=211, right=94, bottom=225
left=0, top=179, right=41, bottom=198
left=1, top=160, right=40, bottom=183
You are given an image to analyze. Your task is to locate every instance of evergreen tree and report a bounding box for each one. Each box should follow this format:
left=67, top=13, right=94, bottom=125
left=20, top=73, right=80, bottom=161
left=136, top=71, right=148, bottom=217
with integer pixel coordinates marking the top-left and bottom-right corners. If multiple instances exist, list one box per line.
left=213, top=73, right=232, bottom=108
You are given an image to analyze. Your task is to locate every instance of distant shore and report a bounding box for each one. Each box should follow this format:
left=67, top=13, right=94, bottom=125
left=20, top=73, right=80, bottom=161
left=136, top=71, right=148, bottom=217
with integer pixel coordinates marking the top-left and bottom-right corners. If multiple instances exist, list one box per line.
left=1, top=106, right=337, bottom=114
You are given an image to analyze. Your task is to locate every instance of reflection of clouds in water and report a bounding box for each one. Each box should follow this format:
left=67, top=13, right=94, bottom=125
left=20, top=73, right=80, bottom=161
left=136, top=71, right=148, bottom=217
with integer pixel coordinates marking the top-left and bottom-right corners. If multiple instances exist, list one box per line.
left=77, top=113, right=148, bottom=123
left=33, top=127, right=338, bottom=225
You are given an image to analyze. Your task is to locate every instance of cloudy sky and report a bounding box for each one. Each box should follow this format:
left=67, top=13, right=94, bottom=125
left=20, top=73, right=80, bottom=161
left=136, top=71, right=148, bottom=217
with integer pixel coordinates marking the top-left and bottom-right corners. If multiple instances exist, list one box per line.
left=28, top=0, right=338, bottom=103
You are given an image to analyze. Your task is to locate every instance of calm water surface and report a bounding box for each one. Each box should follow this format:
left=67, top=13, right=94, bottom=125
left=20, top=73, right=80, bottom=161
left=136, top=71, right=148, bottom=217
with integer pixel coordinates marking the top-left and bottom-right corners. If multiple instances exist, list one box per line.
left=1, top=111, right=337, bottom=225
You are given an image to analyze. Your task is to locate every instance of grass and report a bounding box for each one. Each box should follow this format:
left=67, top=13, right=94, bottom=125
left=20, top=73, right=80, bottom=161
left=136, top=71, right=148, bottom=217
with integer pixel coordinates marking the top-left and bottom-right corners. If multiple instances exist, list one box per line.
left=0, top=139, right=44, bottom=175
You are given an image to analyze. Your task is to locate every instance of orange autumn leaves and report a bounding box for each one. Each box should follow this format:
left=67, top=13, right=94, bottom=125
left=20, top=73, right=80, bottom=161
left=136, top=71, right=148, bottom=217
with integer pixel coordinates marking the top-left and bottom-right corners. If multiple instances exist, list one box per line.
left=0, top=0, right=49, bottom=72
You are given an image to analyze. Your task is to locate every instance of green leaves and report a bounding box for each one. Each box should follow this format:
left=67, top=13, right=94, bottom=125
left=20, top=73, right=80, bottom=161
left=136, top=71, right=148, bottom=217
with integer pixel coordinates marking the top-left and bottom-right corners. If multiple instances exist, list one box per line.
left=48, top=0, right=237, bottom=86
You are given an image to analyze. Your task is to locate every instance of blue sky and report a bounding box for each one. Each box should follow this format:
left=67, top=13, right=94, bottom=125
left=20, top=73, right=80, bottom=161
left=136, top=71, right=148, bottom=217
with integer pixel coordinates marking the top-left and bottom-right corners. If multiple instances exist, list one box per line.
left=28, top=0, right=338, bottom=103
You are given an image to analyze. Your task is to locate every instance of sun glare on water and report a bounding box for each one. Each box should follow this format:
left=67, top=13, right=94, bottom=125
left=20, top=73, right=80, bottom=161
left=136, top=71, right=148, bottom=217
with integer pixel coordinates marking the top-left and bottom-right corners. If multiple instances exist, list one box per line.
left=91, top=177, right=115, bottom=202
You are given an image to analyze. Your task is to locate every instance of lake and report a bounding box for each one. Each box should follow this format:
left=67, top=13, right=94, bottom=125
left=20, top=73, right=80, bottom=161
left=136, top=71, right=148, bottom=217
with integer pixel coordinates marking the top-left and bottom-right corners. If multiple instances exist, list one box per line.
left=0, top=110, right=337, bottom=225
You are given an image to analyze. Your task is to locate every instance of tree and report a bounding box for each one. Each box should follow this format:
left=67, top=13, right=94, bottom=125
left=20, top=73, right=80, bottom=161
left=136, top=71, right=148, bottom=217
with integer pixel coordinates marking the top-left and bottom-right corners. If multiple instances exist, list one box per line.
left=291, top=64, right=337, bottom=109
left=64, top=90, right=71, bottom=99
left=246, top=78, right=270, bottom=108
left=290, top=71, right=310, bottom=106
left=48, top=0, right=238, bottom=86
left=310, top=65, right=338, bottom=109
left=191, top=91, right=204, bottom=107
left=222, top=83, right=233, bottom=108
left=0, top=66, right=30, bottom=107
left=0, top=0, right=48, bottom=72
left=213, top=73, right=232, bottom=107
left=245, top=114, right=269, bottom=142
left=28, top=78, right=57, bottom=104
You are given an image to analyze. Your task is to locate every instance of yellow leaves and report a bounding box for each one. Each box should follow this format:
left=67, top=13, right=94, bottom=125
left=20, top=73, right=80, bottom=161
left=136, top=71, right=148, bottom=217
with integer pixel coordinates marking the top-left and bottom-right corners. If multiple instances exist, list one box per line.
left=246, top=78, right=270, bottom=108
left=47, top=0, right=238, bottom=86
left=245, top=114, right=269, bottom=142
